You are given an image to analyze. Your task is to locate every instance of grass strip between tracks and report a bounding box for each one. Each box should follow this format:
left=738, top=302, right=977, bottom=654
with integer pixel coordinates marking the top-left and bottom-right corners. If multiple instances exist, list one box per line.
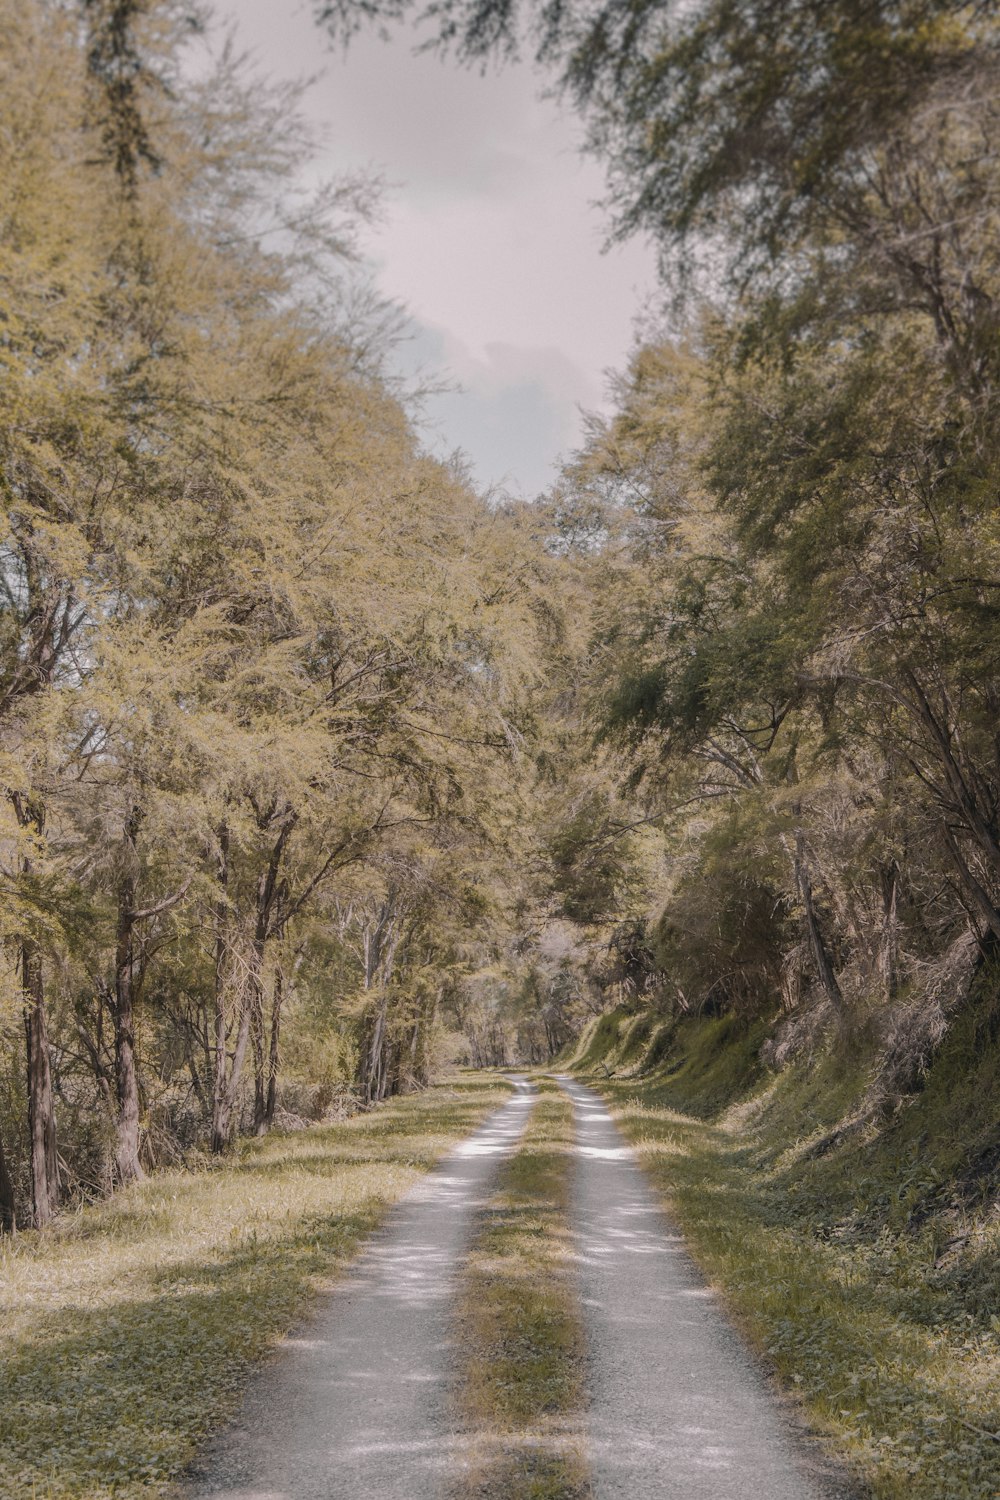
left=450, top=1080, right=590, bottom=1500
left=0, top=1073, right=512, bottom=1500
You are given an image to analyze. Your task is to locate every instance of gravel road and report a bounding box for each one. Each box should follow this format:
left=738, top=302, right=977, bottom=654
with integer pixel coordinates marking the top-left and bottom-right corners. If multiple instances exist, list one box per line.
left=182, top=1078, right=535, bottom=1500
left=184, top=1074, right=860, bottom=1500
left=555, top=1076, right=856, bottom=1500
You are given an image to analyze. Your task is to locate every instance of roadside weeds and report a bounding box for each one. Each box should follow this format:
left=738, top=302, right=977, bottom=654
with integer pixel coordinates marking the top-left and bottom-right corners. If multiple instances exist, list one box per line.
left=599, top=1078, right=1000, bottom=1500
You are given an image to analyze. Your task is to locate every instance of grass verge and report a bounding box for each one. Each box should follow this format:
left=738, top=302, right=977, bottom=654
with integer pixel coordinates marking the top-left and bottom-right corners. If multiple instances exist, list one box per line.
left=449, top=1081, right=590, bottom=1500
left=0, top=1073, right=511, bottom=1500
left=597, top=1069, right=1000, bottom=1500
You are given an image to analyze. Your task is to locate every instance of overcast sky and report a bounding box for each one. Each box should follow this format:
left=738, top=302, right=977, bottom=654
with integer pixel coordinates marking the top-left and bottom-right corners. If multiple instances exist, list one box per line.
left=211, top=1, right=657, bottom=498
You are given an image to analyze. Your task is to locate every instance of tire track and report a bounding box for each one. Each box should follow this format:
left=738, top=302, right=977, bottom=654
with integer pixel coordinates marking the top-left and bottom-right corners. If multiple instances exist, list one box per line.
left=556, top=1076, right=855, bottom=1500
left=184, top=1079, right=536, bottom=1500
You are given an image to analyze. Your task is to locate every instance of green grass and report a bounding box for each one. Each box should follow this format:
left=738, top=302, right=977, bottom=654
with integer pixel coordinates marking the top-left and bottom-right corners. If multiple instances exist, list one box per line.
left=450, top=1082, right=590, bottom=1500
left=564, top=1007, right=770, bottom=1115
left=0, top=1074, right=512, bottom=1500
left=577, top=988, right=1000, bottom=1500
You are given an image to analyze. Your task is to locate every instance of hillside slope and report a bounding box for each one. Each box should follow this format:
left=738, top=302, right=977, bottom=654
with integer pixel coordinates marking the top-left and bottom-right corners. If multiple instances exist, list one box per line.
left=566, top=976, right=1000, bottom=1499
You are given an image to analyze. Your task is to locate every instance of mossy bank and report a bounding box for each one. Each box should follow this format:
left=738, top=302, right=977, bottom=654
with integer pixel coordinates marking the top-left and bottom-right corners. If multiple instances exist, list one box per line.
left=566, top=976, right=1000, bottom=1500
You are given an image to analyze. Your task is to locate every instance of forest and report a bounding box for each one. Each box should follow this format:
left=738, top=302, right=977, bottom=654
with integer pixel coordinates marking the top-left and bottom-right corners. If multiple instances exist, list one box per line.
left=4, top=0, right=998, bottom=1227
left=2, top=2, right=1000, bottom=1498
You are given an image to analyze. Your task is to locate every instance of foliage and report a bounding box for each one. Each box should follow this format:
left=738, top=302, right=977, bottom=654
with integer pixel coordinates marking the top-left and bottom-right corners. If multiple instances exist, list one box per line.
left=319, top=2, right=996, bottom=290
left=0, top=0, right=559, bottom=1224
left=526, top=0, right=1000, bottom=1073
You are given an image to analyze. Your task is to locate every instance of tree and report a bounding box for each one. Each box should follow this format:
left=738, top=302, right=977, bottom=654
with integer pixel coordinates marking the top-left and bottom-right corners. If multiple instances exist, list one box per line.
left=0, top=0, right=127, bottom=1224
left=0, top=0, right=561, bottom=1223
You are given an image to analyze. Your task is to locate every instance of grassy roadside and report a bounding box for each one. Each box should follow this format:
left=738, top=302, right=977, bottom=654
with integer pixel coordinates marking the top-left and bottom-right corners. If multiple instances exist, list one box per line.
left=0, top=1074, right=511, bottom=1500
left=594, top=1053, right=1000, bottom=1500
left=450, top=1082, right=590, bottom=1500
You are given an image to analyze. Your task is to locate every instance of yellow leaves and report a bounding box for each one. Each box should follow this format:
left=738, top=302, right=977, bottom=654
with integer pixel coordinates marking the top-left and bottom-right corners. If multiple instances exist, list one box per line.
left=0, top=0, right=567, bottom=1224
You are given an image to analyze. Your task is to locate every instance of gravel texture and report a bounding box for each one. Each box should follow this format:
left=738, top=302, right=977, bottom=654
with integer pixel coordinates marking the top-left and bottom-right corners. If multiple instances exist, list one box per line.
left=182, top=1079, right=535, bottom=1500
left=556, top=1076, right=858, bottom=1500
left=184, top=1075, right=862, bottom=1500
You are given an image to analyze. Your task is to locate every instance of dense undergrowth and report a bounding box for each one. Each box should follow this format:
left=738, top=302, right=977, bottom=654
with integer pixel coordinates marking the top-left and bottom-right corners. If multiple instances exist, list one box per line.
left=0, top=1075, right=510, bottom=1500
left=566, top=986, right=1000, bottom=1500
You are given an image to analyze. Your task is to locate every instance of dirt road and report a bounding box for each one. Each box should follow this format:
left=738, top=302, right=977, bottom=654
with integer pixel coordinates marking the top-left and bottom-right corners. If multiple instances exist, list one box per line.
left=556, top=1076, right=853, bottom=1499
left=183, top=1079, right=536, bottom=1499
left=184, top=1074, right=856, bottom=1499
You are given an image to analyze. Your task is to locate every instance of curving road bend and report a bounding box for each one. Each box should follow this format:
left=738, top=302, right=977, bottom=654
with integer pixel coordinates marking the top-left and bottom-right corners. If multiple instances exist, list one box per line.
left=183, top=1078, right=536, bottom=1500
left=555, top=1076, right=855, bottom=1500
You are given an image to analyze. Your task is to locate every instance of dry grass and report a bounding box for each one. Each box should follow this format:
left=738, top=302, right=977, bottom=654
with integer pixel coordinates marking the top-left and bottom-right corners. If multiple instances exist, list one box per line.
left=0, top=1074, right=511, bottom=1500
left=449, top=1083, right=591, bottom=1500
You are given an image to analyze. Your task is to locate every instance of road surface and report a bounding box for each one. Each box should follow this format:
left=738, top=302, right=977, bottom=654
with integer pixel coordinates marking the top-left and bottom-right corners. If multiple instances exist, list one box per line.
left=556, top=1075, right=854, bottom=1500
left=184, top=1074, right=857, bottom=1499
left=183, top=1079, right=536, bottom=1500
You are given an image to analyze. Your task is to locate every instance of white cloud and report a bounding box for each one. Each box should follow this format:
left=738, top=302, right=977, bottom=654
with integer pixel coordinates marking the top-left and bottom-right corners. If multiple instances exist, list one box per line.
left=207, top=0, right=657, bottom=495
left=402, top=325, right=597, bottom=496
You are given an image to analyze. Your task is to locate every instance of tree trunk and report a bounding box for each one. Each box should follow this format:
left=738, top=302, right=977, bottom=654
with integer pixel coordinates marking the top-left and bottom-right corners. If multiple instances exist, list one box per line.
left=251, top=813, right=294, bottom=1136
left=249, top=937, right=268, bottom=1135
left=356, top=897, right=401, bottom=1106
left=264, top=962, right=284, bottom=1129
left=112, top=805, right=145, bottom=1185
left=359, top=989, right=391, bottom=1106
left=795, top=829, right=844, bottom=1012
left=407, top=1011, right=421, bottom=1076
left=879, top=861, right=900, bottom=1001
left=213, top=987, right=251, bottom=1154
left=23, top=937, right=59, bottom=1226
left=13, top=791, right=59, bottom=1228
left=0, top=1123, right=15, bottom=1233
left=211, top=821, right=231, bottom=1154
left=212, top=804, right=294, bottom=1150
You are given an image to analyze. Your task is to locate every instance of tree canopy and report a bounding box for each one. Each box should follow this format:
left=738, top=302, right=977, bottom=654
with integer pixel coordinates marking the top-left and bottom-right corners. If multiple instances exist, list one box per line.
left=3, top=0, right=1000, bottom=1240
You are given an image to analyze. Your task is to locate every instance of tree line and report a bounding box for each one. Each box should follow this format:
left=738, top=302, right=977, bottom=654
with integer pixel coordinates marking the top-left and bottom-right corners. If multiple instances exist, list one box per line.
left=0, top=0, right=569, bottom=1230
left=387, top=0, right=1000, bottom=1110
left=541, top=1, right=1000, bottom=1100
left=5, top=0, right=1000, bottom=1230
